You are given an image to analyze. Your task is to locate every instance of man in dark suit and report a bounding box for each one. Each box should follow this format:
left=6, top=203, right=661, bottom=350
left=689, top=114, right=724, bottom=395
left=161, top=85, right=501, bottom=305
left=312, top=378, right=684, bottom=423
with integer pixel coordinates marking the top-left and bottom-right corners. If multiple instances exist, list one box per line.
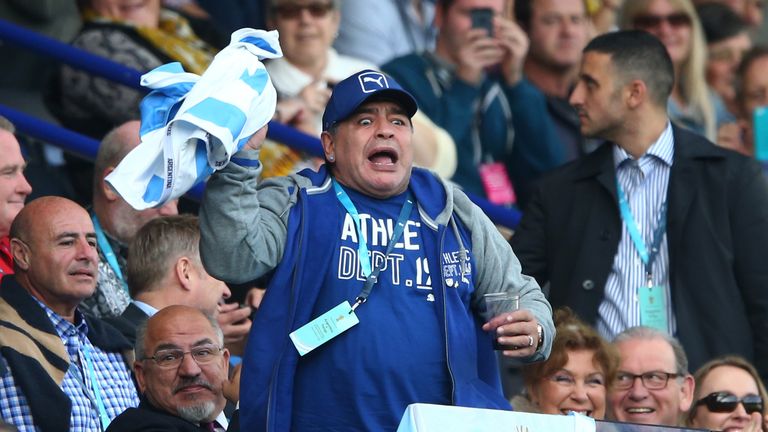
left=105, top=215, right=244, bottom=429
left=106, top=215, right=238, bottom=345
left=512, top=30, right=768, bottom=381
left=107, top=305, right=238, bottom=431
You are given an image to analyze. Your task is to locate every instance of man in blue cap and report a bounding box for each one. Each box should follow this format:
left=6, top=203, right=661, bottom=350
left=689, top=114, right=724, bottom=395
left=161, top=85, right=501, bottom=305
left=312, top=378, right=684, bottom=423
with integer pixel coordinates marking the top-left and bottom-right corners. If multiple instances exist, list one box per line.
left=198, top=69, right=553, bottom=431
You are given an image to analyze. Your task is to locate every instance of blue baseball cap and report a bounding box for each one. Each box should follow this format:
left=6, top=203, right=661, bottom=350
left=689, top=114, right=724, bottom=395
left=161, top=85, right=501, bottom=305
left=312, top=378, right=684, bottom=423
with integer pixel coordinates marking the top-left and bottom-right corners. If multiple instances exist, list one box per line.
left=322, top=70, right=418, bottom=131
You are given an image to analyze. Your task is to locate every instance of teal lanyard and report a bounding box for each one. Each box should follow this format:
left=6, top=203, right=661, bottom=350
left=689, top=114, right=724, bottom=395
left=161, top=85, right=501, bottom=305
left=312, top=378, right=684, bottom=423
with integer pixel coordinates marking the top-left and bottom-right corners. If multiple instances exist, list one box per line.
left=81, top=345, right=111, bottom=430
left=616, top=180, right=668, bottom=285
left=332, top=179, right=414, bottom=310
left=91, top=215, right=127, bottom=293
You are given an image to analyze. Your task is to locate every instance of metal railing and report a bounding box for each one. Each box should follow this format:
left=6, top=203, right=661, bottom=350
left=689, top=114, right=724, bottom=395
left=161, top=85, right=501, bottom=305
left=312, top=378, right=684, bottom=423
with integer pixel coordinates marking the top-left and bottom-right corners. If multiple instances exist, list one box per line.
left=0, top=17, right=521, bottom=229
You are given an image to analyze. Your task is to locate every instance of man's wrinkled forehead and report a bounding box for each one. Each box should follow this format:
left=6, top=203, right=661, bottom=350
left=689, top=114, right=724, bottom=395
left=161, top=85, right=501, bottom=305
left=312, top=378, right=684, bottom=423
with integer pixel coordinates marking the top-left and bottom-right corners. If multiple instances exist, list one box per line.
left=618, top=338, right=677, bottom=370
left=146, top=309, right=220, bottom=348
left=148, top=336, right=218, bottom=353
left=14, top=199, right=92, bottom=242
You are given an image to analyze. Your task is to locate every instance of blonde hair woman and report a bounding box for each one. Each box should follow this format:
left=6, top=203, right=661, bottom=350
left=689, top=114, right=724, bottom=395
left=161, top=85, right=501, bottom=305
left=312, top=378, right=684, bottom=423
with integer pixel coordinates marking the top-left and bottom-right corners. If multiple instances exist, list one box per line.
left=687, top=356, right=768, bottom=431
left=619, top=0, right=720, bottom=141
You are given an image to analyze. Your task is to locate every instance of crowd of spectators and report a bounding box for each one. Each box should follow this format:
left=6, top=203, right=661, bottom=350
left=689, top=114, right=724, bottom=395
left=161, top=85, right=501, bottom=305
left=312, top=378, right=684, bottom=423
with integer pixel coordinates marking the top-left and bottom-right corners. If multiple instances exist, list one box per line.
left=1, top=0, right=768, bottom=431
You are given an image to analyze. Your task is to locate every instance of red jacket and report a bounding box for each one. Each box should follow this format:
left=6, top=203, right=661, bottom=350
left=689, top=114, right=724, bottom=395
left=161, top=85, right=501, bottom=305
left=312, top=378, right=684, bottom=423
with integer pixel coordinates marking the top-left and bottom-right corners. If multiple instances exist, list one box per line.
left=0, top=237, right=13, bottom=282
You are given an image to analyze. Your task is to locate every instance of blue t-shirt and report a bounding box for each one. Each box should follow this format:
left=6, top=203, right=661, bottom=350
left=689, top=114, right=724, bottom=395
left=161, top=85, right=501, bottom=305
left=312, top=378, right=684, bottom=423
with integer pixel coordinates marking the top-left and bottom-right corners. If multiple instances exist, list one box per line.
left=292, top=187, right=451, bottom=431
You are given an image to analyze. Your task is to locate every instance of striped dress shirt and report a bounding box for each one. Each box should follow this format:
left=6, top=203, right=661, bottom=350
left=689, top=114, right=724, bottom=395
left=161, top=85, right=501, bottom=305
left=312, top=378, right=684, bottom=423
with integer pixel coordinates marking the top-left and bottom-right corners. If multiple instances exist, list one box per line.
left=597, top=122, right=676, bottom=340
left=0, top=301, right=138, bottom=431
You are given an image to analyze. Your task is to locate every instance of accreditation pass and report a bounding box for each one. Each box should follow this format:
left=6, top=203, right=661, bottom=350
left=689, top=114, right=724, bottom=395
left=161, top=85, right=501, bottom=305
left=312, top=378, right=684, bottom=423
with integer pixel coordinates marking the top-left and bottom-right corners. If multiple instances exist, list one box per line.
left=290, top=301, right=359, bottom=356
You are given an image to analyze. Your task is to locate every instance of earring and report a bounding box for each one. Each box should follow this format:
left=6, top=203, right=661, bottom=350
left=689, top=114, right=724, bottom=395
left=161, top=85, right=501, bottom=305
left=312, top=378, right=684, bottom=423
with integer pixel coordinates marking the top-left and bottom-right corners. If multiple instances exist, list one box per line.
left=328, top=154, right=335, bottom=161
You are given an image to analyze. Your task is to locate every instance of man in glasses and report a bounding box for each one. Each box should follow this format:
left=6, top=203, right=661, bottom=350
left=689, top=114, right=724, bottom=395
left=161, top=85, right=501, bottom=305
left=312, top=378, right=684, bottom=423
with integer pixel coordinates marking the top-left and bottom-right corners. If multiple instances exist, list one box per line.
left=608, top=326, right=695, bottom=426
left=0, top=196, right=139, bottom=431
left=107, top=305, right=239, bottom=432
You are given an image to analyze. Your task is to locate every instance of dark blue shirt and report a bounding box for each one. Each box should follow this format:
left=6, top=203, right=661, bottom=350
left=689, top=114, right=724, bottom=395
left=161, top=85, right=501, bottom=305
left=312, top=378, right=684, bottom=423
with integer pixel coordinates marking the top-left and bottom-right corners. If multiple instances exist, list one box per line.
left=292, top=187, right=451, bottom=431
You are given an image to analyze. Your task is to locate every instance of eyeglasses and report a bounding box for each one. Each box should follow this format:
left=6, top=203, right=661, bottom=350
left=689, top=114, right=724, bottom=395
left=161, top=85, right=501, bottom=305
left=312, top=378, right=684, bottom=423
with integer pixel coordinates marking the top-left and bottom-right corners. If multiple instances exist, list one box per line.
left=142, top=345, right=224, bottom=368
left=273, top=2, right=334, bottom=19
left=633, top=12, right=692, bottom=29
left=696, top=391, right=764, bottom=414
left=614, top=371, right=680, bottom=390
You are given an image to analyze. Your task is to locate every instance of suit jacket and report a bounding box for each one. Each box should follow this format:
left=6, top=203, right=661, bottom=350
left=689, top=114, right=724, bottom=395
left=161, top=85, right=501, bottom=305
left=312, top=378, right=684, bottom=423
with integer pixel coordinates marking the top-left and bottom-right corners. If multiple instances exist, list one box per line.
left=511, top=125, right=768, bottom=380
left=104, top=302, right=150, bottom=346
left=104, top=304, right=240, bottom=421
left=106, top=398, right=234, bottom=432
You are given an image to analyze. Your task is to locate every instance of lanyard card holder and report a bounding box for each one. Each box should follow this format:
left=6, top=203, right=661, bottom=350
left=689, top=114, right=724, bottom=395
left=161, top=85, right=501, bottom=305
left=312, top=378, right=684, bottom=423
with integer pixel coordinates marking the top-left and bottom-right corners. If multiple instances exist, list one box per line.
left=290, top=301, right=359, bottom=356
left=638, top=284, right=669, bottom=332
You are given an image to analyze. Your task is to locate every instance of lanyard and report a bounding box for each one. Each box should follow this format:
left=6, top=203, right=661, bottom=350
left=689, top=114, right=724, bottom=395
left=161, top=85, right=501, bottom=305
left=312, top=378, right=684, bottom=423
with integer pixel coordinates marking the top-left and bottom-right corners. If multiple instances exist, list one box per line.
left=81, top=345, right=111, bottom=430
left=616, top=180, right=668, bottom=285
left=91, top=215, right=127, bottom=293
left=332, top=179, right=414, bottom=311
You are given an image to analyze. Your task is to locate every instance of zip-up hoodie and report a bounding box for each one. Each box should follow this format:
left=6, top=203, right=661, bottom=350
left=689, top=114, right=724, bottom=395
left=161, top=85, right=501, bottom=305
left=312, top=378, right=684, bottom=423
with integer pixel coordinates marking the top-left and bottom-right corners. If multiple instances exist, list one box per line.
left=199, top=155, right=554, bottom=431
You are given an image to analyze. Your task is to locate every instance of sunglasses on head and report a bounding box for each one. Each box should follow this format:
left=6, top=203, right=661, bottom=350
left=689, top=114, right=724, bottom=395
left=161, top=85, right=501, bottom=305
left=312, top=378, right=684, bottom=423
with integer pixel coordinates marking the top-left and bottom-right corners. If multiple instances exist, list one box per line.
left=695, top=391, right=763, bottom=414
left=633, top=12, right=691, bottom=29
left=273, top=2, right=334, bottom=19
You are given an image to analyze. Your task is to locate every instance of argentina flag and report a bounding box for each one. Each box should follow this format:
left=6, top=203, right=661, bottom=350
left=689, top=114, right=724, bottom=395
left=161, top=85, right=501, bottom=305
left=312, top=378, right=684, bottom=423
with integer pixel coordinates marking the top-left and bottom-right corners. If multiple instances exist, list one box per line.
left=106, top=28, right=282, bottom=210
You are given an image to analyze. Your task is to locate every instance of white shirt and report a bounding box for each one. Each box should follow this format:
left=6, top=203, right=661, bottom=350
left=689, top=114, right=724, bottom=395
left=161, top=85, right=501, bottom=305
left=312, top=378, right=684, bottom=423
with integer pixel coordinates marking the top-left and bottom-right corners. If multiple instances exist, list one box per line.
left=598, top=122, right=677, bottom=339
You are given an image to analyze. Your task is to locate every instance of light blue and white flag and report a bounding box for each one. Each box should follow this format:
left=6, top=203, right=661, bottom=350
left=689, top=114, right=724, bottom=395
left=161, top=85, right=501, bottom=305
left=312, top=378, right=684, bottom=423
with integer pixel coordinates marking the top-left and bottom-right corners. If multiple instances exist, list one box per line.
left=106, top=28, right=282, bottom=210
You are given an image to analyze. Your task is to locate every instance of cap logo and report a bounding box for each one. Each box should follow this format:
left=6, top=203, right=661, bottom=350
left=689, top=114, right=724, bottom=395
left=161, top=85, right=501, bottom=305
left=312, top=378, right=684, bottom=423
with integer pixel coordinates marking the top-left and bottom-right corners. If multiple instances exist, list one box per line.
left=358, top=71, right=389, bottom=93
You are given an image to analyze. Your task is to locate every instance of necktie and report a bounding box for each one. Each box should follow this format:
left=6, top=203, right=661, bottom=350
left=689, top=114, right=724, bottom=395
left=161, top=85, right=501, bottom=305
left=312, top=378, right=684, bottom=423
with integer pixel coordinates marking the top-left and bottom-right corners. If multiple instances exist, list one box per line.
left=200, top=421, right=217, bottom=431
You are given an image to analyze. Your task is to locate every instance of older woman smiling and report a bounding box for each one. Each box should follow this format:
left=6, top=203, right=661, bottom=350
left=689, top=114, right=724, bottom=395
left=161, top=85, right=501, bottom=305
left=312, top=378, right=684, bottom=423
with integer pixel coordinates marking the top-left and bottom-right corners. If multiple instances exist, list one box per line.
left=512, top=308, right=619, bottom=419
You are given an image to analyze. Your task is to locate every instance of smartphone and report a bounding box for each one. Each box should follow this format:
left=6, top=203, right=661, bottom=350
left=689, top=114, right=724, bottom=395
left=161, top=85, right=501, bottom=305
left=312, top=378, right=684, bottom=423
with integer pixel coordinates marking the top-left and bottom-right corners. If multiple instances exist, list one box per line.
left=754, top=105, right=768, bottom=163
left=470, top=8, right=494, bottom=37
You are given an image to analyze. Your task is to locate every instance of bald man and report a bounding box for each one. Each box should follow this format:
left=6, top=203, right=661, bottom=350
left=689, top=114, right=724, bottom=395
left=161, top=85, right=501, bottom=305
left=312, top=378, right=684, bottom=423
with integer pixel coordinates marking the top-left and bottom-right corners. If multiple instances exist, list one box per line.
left=108, top=305, right=238, bottom=432
left=0, top=196, right=138, bottom=431
left=87, top=120, right=179, bottom=318
left=0, top=115, right=32, bottom=282
left=89, top=121, right=252, bottom=345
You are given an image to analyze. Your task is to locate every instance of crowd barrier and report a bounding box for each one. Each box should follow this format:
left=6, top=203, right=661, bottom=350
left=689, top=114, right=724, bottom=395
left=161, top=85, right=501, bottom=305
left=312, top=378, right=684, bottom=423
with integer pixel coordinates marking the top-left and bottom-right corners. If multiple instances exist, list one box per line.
left=0, top=18, right=522, bottom=229
left=397, top=404, right=708, bottom=432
